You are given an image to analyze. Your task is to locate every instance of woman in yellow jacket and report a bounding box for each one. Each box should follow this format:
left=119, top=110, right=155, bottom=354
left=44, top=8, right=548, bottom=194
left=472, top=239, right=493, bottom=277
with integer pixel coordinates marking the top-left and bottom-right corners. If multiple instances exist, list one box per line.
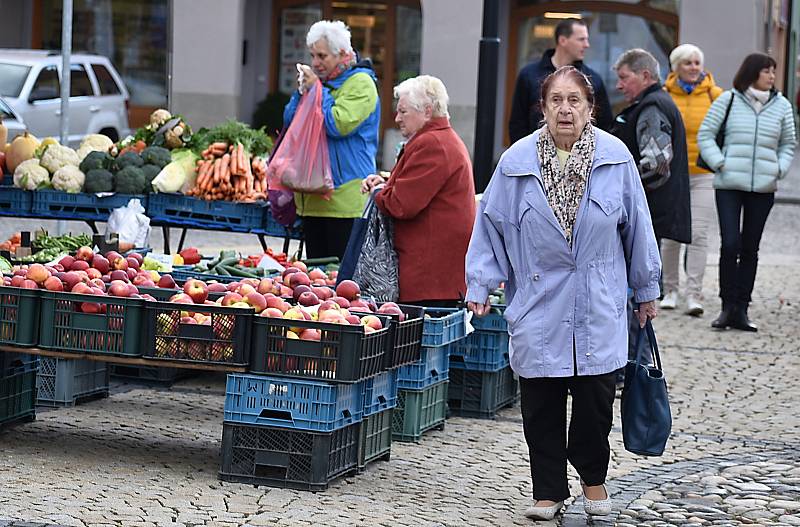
left=661, top=44, right=723, bottom=316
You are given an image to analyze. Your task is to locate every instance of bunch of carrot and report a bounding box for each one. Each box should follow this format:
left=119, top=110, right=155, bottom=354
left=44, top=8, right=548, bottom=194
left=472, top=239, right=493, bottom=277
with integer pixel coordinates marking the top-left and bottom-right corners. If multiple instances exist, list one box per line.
left=186, top=142, right=268, bottom=202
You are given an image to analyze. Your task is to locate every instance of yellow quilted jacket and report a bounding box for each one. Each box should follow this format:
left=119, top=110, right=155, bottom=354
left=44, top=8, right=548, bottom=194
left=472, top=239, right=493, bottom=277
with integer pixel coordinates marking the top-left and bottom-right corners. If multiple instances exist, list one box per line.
left=665, top=71, right=724, bottom=175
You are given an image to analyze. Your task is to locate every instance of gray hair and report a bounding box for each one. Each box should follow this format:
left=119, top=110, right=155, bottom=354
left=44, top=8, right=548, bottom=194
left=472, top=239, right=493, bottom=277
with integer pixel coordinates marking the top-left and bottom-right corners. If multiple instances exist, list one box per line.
left=306, top=20, right=353, bottom=57
left=669, top=44, right=704, bottom=72
left=614, top=48, right=661, bottom=80
left=393, top=75, right=450, bottom=119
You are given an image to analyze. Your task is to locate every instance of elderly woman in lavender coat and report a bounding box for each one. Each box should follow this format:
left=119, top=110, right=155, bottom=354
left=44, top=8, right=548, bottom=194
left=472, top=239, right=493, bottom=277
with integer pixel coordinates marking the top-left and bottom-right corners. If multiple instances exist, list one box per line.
left=465, top=66, right=661, bottom=521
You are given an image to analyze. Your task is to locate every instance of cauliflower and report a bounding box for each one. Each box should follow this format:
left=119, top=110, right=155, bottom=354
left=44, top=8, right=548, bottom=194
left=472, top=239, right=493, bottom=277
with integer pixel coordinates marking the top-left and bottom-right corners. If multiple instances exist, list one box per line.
left=40, top=144, right=80, bottom=174
left=150, top=109, right=172, bottom=127
left=13, top=159, right=50, bottom=190
left=52, top=165, right=85, bottom=193
left=76, top=134, right=114, bottom=161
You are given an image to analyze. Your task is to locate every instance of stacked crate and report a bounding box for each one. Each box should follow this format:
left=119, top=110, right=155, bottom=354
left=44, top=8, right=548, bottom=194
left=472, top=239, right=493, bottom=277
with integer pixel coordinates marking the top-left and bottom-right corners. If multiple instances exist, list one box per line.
left=0, top=352, right=38, bottom=429
left=221, top=312, right=393, bottom=490
left=36, top=357, right=109, bottom=407
left=448, top=308, right=518, bottom=419
left=393, top=308, right=467, bottom=442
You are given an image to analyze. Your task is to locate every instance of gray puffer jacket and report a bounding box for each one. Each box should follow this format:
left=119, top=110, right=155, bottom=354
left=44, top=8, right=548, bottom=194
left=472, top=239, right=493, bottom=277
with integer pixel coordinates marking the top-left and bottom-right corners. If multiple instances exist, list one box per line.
left=697, top=89, right=796, bottom=193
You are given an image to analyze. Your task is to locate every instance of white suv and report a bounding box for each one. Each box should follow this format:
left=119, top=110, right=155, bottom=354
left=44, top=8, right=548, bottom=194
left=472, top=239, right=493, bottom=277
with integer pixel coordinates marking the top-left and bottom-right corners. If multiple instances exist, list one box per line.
left=0, top=50, right=130, bottom=146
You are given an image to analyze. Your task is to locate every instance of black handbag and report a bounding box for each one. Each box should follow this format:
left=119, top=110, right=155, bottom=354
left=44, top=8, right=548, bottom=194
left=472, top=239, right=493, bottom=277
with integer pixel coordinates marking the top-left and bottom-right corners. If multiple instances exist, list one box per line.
left=696, top=92, right=734, bottom=172
left=621, top=319, right=672, bottom=456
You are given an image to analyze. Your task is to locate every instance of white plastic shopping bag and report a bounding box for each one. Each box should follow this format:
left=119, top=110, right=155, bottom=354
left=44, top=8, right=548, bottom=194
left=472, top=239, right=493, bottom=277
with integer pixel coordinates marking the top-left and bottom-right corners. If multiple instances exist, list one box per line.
left=106, top=198, right=151, bottom=247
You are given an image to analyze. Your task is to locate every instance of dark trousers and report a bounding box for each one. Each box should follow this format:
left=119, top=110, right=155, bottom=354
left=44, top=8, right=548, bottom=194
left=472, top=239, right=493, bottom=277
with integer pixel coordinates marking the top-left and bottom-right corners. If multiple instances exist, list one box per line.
left=715, top=189, right=774, bottom=305
left=519, top=373, right=616, bottom=502
left=302, top=217, right=355, bottom=260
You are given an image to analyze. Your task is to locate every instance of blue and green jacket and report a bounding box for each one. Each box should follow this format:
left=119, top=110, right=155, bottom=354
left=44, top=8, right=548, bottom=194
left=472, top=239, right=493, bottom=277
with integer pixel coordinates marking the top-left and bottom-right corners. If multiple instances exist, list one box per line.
left=283, top=63, right=380, bottom=217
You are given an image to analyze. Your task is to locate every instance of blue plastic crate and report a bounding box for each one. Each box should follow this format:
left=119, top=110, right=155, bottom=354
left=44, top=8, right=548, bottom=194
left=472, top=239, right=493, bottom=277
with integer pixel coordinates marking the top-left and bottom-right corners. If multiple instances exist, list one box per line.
left=224, top=373, right=364, bottom=432
left=148, top=193, right=267, bottom=233
left=262, top=205, right=303, bottom=238
left=0, top=186, right=34, bottom=216
left=363, top=370, right=398, bottom=416
left=32, top=190, right=147, bottom=221
left=396, top=344, right=449, bottom=390
left=169, top=267, right=241, bottom=284
left=471, top=309, right=507, bottom=333
left=449, top=331, right=509, bottom=371
left=422, top=309, right=466, bottom=347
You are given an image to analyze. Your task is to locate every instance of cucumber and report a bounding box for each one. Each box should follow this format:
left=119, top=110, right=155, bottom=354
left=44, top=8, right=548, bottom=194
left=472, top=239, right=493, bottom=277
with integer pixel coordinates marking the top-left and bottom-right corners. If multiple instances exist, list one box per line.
left=302, top=256, right=340, bottom=266
left=214, top=266, right=231, bottom=276
left=225, top=265, right=260, bottom=278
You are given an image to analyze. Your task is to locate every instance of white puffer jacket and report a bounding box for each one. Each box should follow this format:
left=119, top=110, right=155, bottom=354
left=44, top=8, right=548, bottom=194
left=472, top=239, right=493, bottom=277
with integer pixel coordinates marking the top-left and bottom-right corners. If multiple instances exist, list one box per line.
left=698, top=89, right=796, bottom=193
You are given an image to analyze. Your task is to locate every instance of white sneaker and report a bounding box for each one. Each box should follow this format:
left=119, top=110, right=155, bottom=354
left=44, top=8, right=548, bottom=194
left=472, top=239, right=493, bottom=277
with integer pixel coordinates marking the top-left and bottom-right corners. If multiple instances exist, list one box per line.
left=583, top=484, right=612, bottom=516
left=524, top=501, right=563, bottom=520
left=685, top=296, right=704, bottom=317
left=660, top=291, right=678, bottom=310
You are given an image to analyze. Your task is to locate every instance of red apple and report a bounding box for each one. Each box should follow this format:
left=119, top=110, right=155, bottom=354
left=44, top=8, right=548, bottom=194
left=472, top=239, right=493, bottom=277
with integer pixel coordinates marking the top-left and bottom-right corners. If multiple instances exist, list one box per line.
left=108, top=280, right=132, bottom=297
left=91, top=255, right=110, bottom=275
left=10, top=275, right=24, bottom=287
left=345, top=314, right=362, bottom=325
left=311, top=286, right=333, bottom=301
left=62, top=272, right=82, bottom=291
left=281, top=266, right=300, bottom=279
left=378, top=303, right=405, bottom=320
left=288, top=272, right=311, bottom=289
left=108, top=270, right=127, bottom=282
left=90, top=278, right=106, bottom=291
left=183, top=279, right=209, bottom=304
left=127, top=284, right=139, bottom=296
left=69, top=260, right=90, bottom=272
left=360, top=314, right=383, bottom=330
left=110, top=256, right=129, bottom=271
left=127, top=252, right=144, bottom=265
left=71, top=282, right=92, bottom=294
left=52, top=264, right=64, bottom=272
left=126, top=257, right=140, bottom=270
left=299, top=328, right=321, bottom=341
left=238, top=283, right=256, bottom=297
left=221, top=292, right=243, bottom=307
left=169, top=293, right=194, bottom=304
left=26, top=263, right=50, bottom=285
left=292, top=284, right=312, bottom=301
left=298, top=291, right=320, bottom=306
left=331, top=296, right=351, bottom=309
left=349, top=298, right=372, bottom=311
left=308, top=268, right=327, bottom=281
left=244, top=292, right=268, bottom=313
left=335, top=280, right=361, bottom=301
left=292, top=261, right=308, bottom=273
left=257, top=278, right=274, bottom=295
left=20, top=279, right=37, bottom=289
left=241, top=278, right=260, bottom=288
left=81, top=302, right=102, bottom=313
left=180, top=316, right=198, bottom=324
left=260, top=307, right=285, bottom=318
left=75, top=246, right=94, bottom=262
left=126, top=268, right=137, bottom=281
left=58, top=255, right=76, bottom=269
left=157, top=274, right=177, bottom=289
left=43, top=276, right=63, bottom=291
left=85, top=268, right=101, bottom=280
left=208, top=283, right=227, bottom=293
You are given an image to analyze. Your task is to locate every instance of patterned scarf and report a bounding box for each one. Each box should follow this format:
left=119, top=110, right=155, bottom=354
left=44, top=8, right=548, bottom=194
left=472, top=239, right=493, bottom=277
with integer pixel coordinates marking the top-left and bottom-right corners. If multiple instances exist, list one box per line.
left=321, top=53, right=356, bottom=82
left=536, top=124, right=595, bottom=246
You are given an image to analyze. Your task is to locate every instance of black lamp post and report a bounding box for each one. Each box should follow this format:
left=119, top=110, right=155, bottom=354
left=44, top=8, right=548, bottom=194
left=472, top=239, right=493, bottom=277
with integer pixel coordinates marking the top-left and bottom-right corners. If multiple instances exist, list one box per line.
left=473, top=0, right=500, bottom=194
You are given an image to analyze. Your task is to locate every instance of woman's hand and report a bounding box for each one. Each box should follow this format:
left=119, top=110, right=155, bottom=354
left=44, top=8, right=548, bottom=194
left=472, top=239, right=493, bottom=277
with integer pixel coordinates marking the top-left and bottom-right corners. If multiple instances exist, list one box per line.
left=467, top=300, right=492, bottom=317
left=361, top=174, right=386, bottom=194
left=635, top=300, right=658, bottom=328
left=296, top=64, right=317, bottom=93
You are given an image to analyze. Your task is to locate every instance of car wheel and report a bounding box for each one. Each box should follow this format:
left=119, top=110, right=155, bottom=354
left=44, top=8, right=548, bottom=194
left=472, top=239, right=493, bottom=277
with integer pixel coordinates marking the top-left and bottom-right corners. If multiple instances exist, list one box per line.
left=99, top=128, right=119, bottom=142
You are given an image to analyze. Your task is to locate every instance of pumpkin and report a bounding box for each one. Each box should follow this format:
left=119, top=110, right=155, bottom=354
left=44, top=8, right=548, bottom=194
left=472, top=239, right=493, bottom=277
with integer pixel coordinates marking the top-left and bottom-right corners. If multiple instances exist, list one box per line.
left=6, top=132, right=39, bottom=173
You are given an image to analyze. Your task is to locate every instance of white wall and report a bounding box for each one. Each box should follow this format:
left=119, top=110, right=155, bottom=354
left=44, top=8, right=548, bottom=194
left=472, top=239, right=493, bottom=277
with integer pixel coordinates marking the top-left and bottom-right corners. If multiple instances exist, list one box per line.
left=170, top=0, right=246, bottom=128
left=680, top=0, right=766, bottom=90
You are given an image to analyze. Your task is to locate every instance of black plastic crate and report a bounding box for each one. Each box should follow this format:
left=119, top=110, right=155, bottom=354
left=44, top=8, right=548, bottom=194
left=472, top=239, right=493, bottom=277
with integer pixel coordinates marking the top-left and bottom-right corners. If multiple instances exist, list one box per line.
left=0, top=286, right=40, bottom=346
left=109, top=364, right=194, bottom=384
left=143, top=301, right=252, bottom=366
left=381, top=304, right=424, bottom=369
left=358, top=408, right=392, bottom=471
left=447, top=366, right=519, bottom=419
left=38, top=291, right=144, bottom=357
left=219, top=421, right=359, bottom=491
left=0, top=368, right=36, bottom=428
left=248, top=315, right=389, bottom=383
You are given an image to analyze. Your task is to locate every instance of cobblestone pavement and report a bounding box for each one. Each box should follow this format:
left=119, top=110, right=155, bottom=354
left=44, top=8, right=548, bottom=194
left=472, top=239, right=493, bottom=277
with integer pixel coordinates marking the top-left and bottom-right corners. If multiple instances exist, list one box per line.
left=1, top=177, right=799, bottom=525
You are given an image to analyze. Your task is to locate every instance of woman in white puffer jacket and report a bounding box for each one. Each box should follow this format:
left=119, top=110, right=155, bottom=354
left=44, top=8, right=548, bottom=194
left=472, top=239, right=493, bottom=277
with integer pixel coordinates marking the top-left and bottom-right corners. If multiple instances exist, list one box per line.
left=698, top=52, right=796, bottom=332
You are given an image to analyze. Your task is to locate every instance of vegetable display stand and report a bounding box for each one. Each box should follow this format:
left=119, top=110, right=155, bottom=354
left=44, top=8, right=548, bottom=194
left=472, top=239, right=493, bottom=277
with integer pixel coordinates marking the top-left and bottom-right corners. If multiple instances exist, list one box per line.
left=422, top=309, right=467, bottom=347
left=32, top=190, right=147, bottom=221
left=109, top=364, right=193, bottom=384
left=248, top=316, right=388, bottom=383
left=143, top=301, right=252, bottom=366
left=38, top=291, right=144, bottom=357
left=0, top=186, right=34, bottom=217
left=0, top=368, right=37, bottom=429
left=363, top=369, right=398, bottom=417
left=224, top=373, right=364, bottom=432
left=395, top=344, right=450, bottom=390
left=447, top=366, right=519, bottom=419
left=448, top=331, right=509, bottom=372
left=36, top=357, right=109, bottom=407
left=219, top=420, right=359, bottom=491
left=147, top=193, right=267, bottom=233
left=0, top=286, right=41, bottom=346
left=357, top=408, right=392, bottom=471
left=392, top=381, right=448, bottom=443
left=381, top=304, right=425, bottom=369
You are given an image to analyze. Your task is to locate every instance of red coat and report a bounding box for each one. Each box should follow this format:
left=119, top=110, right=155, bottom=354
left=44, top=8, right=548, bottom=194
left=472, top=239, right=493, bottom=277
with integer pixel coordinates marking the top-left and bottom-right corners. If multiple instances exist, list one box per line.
left=374, top=117, right=476, bottom=302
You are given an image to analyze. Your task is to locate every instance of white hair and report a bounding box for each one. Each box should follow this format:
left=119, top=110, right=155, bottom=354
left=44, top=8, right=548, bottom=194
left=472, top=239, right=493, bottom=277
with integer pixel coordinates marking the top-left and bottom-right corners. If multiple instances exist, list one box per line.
left=393, top=75, right=450, bottom=119
left=670, top=44, right=704, bottom=72
left=306, top=20, right=353, bottom=57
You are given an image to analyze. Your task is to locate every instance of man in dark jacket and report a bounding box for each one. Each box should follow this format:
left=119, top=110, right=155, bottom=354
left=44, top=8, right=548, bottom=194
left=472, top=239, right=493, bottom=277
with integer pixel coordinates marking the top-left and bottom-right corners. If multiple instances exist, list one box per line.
left=508, top=18, right=613, bottom=142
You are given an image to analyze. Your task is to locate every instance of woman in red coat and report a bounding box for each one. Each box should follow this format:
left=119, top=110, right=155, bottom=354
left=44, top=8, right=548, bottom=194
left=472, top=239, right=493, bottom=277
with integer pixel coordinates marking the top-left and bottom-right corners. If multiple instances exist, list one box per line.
left=362, top=75, right=476, bottom=306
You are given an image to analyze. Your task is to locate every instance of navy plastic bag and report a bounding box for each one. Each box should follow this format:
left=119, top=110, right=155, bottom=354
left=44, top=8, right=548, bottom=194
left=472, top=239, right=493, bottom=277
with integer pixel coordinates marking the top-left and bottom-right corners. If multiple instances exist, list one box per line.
left=621, top=319, right=672, bottom=456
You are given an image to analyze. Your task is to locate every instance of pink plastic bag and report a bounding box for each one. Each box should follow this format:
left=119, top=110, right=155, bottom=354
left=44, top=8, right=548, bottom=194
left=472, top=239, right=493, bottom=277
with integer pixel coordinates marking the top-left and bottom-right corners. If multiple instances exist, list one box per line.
left=267, top=82, right=334, bottom=198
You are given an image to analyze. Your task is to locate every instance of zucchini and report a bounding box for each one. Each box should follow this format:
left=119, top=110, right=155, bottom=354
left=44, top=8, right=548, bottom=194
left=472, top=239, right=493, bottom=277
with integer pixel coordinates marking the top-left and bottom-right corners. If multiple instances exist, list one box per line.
left=302, top=256, right=340, bottom=266
left=215, top=266, right=231, bottom=276
left=224, top=265, right=260, bottom=278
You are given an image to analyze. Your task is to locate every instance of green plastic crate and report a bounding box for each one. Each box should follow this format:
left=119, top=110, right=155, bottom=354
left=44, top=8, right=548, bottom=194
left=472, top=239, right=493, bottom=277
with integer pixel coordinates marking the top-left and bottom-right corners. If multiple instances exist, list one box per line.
left=38, top=291, right=144, bottom=357
left=358, top=408, right=392, bottom=471
left=392, top=381, right=448, bottom=442
left=448, top=366, right=519, bottom=419
left=0, top=286, right=40, bottom=346
left=0, top=368, right=36, bottom=427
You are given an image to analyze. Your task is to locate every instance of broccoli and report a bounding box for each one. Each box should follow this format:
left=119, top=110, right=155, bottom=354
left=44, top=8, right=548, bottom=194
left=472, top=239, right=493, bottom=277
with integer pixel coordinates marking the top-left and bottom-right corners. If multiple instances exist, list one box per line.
left=114, top=165, right=146, bottom=194
left=141, top=146, right=172, bottom=169
left=79, top=151, right=114, bottom=174
left=141, top=164, right=161, bottom=192
left=113, top=151, right=144, bottom=172
left=84, top=169, right=114, bottom=193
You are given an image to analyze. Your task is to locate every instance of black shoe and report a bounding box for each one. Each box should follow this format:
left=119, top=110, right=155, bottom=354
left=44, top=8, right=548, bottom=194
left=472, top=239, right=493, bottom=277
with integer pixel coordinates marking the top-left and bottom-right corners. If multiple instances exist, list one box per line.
left=729, top=303, right=758, bottom=332
left=711, top=303, right=733, bottom=329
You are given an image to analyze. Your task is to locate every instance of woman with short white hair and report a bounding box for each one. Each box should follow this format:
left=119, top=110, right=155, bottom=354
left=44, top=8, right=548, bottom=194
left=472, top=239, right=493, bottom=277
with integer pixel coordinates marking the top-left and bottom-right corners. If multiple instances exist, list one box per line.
left=361, top=75, right=475, bottom=306
left=283, top=20, right=380, bottom=260
left=661, top=43, right=723, bottom=316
